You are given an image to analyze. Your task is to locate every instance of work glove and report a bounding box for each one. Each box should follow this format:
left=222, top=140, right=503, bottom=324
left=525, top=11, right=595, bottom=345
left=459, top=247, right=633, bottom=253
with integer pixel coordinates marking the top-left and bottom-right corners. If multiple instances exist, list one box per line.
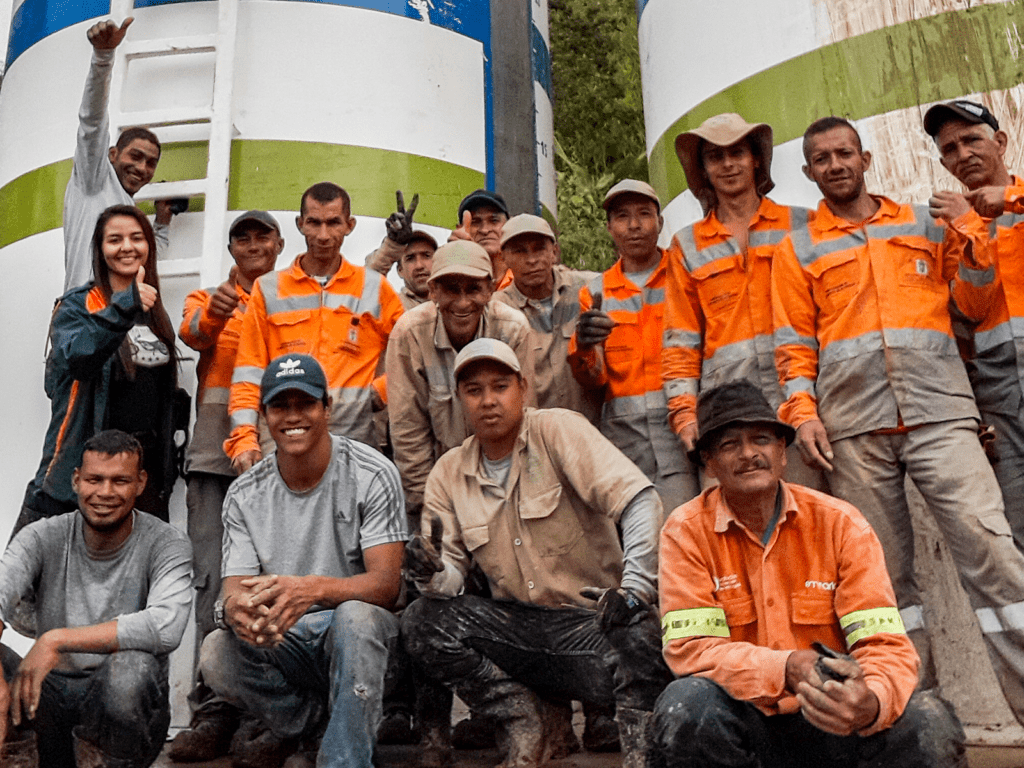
left=385, top=190, right=420, bottom=245
left=579, top=586, right=650, bottom=633
left=404, top=514, right=445, bottom=585
left=576, top=293, right=615, bottom=349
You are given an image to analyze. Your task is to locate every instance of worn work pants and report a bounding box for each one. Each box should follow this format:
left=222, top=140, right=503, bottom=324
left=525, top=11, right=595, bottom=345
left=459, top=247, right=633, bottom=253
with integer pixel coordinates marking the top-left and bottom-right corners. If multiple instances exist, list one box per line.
left=402, top=595, right=672, bottom=720
left=1, top=645, right=170, bottom=768
left=983, top=406, right=1024, bottom=553
left=201, top=602, right=399, bottom=768
left=649, top=677, right=966, bottom=768
left=828, top=419, right=1024, bottom=719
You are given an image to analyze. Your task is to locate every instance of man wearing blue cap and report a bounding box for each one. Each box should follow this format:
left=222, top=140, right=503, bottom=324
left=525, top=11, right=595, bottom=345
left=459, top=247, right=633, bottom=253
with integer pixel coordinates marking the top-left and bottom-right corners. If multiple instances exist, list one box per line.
left=199, top=354, right=407, bottom=768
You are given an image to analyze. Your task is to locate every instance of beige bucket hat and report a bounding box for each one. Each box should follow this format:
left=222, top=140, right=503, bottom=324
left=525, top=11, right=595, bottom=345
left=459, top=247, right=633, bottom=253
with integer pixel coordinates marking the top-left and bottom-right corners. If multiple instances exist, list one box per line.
left=675, top=114, right=775, bottom=212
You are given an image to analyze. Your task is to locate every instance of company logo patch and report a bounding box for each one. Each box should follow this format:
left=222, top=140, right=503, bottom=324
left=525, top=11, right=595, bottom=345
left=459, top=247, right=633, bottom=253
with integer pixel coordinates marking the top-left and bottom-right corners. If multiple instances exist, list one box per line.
left=713, top=574, right=741, bottom=592
left=805, top=580, right=837, bottom=591
left=915, top=259, right=928, bottom=276
left=277, top=358, right=305, bottom=378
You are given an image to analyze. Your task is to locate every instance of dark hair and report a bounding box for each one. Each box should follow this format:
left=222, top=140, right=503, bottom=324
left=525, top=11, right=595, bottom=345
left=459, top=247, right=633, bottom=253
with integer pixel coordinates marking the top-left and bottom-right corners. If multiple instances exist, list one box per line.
left=696, top=136, right=773, bottom=214
left=82, top=429, right=144, bottom=470
left=802, top=116, right=862, bottom=162
left=115, top=127, right=161, bottom=156
left=300, top=182, right=351, bottom=217
left=90, top=205, right=178, bottom=382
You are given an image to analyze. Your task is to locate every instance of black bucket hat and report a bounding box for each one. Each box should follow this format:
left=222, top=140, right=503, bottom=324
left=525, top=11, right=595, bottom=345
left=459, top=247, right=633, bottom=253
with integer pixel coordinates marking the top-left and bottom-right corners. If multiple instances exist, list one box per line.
left=689, top=380, right=795, bottom=466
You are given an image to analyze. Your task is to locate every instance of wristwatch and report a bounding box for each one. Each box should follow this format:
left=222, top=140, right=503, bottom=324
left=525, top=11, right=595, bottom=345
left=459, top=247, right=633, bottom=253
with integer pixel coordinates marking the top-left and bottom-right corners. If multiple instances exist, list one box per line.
left=213, top=598, right=228, bottom=631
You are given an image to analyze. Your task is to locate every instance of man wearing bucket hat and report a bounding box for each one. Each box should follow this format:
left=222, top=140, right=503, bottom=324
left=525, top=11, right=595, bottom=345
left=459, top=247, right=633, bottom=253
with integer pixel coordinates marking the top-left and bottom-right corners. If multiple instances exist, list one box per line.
left=923, top=100, right=1024, bottom=552
left=171, top=210, right=284, bottom=761
left=386, top=240, right=533, bottom=521
left=652, top=380, right=965, bottom=768
left=569, top=179, right=698, bottom=515
left=403, top=338, right=671, bottom=768
left=200, top=353, right=407, bottom=768
left=773, top=117, right=1024, bottom=717
left=496, top=214, right=602, bottom=423
left=660, top=113, right=826, bottom=490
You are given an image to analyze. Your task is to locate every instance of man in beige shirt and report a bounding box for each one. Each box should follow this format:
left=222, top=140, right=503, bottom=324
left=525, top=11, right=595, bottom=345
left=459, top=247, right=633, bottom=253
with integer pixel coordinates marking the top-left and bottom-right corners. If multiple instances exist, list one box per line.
left=385, top=241, right=533, bottom=520
left=402, top=339, right=671, bottom=768
left=495, top=214, right=601, bottom=423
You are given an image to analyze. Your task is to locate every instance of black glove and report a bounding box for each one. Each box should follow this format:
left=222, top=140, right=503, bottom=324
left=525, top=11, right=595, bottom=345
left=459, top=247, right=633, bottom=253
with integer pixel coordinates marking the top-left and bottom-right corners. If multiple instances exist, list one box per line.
left=404, top=514, right=445, bottom=584
left=579, top=586, right=650, bottom=634
left=385, top=190, right=419, bottom=245
left=576, top=292, right=614, bottom=349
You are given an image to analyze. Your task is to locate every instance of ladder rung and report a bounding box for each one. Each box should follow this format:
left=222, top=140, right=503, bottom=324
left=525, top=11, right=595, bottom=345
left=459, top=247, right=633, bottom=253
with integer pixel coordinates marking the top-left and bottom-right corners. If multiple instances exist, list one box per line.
left=123, top=35, right=217, bottom=59
left=135, top=179, right=209, bottom=200
left=117, top=106, right=213, bottom=128
left=157, top=258, right=202, bottom=278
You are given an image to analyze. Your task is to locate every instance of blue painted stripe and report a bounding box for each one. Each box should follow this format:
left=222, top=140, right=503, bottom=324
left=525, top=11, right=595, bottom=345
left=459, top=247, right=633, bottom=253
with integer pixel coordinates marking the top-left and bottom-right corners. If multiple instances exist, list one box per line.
left=636, top=0, right=651, bottom=21
left=531, top=21, right=553, bottom=102
left=133, top=0, right=202, bottom=8
left=6, top=0, right=109, bottom=69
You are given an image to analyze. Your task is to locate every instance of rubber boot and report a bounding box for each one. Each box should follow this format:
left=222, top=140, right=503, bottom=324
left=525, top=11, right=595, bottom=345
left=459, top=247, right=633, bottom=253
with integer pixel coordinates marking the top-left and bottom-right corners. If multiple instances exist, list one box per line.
left=616, top=706, right=654, bottom=768
left=454, top=666, right=546, bottom=768
left=541, top=700, right=579, bottom=760
left=414, top=671, right=455, bottom=768
left=72, top=728, right=137, bottom=768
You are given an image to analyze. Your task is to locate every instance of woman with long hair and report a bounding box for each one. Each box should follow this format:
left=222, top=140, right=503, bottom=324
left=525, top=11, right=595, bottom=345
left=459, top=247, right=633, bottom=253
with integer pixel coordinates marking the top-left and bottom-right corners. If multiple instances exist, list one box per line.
left=15, top=204, right=182, bottom=534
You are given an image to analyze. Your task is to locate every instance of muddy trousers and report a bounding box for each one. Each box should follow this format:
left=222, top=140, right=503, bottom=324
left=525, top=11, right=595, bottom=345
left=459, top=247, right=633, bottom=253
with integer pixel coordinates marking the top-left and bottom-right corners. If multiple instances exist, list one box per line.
left=649, top=677, right=966, bottom=768
left=982, top=407, right=1024, bottom=554
left=828, top=420, right=1024, bottom=718
left=402, top=595, right=671, bottom=726
left=200, top=602, right=399, bottom=768
left=1, top=645, right=169, bottom=768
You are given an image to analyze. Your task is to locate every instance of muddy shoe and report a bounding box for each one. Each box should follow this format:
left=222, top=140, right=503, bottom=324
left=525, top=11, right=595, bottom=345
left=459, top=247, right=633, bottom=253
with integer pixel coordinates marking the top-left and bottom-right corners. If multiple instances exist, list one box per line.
left=169, top=716, right=238, bottom=762
left=452, top=711, right=497, bottom=749
left=377, top=709, right=417, bottom=745
left=541, top=700, right=580, bottom=760
left=231, top=719, right=296, bottom=768
left=417, top=725, right=454, bottom=768
left=583, top=705, right=620, bottom=753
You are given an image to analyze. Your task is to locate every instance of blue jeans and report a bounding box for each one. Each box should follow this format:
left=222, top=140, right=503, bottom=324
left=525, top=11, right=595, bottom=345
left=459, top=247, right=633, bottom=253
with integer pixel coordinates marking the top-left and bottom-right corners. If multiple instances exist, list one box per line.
left=200, top=601, right=399, bottom=768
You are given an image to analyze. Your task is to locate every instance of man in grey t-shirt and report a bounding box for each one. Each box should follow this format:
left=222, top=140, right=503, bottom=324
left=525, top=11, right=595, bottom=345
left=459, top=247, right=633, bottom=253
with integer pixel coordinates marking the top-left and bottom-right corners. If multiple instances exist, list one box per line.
left=200, top=354, right=407, bottom=768
left=0, top=430, right=193, bottom=768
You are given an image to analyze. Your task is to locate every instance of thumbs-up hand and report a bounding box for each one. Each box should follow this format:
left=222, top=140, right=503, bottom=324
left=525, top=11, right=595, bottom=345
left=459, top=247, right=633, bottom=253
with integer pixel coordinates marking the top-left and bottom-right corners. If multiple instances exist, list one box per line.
left=448, top=210, right=473, bottom=243
left=210, top=266, right=241, bottom=318
left=576, top=290, right=614, bottom=349
left=87, top=17, right=133, bottom=50
left=136, top=265, right=157, bottom=311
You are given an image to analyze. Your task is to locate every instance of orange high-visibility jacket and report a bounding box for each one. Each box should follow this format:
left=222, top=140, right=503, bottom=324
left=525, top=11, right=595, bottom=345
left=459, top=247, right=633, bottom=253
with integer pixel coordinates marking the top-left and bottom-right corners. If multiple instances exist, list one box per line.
left=225, top=256, right=404, bottom=459
left=180, top=282, right=252, bottom=475
left=950, top=177, right=1024, bottom=416
left=659, top=482, right=918, bottom=734
left=772, top=197, right=988, bottom=440
left=662, top=198, right=811, bottom=435
left=567, top=250, right=686, bottom=480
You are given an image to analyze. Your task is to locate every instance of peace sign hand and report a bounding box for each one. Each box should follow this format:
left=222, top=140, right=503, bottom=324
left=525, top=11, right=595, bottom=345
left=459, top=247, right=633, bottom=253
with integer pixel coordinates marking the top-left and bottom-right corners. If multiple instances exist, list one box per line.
left=385, top=190, right=420, bottom=245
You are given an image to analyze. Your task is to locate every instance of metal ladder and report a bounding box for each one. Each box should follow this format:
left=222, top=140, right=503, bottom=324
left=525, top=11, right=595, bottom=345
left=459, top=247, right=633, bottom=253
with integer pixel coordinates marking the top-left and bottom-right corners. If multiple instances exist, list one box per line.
left=107, top=0, right=239, bottom=287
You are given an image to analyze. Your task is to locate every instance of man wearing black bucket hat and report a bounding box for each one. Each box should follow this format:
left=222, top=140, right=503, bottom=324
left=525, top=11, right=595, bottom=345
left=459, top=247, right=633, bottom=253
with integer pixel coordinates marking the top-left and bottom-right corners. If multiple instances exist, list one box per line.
left=650, top=380, right=966, bottom=768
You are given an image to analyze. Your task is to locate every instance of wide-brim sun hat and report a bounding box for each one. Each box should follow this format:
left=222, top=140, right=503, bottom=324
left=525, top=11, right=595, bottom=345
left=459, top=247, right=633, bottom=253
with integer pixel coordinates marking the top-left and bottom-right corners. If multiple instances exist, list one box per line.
left=675, top=114, right=775, bottom=207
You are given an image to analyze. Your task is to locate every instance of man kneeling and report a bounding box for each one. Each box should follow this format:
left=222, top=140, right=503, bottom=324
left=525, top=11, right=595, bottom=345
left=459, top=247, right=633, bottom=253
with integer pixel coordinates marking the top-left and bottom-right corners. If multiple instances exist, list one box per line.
left=403, top=338, right=672, bottom=768
left=0, top=430, right=193, bottom=767
left=652, top=381, right=966, bottom=768
left=200, top=354, right=407, bottom=768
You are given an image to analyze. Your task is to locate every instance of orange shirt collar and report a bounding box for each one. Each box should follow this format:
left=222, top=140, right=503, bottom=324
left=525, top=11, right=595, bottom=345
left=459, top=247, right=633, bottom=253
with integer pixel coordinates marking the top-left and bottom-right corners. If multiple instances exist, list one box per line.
left=711, top=481, right=799, bottom=535
left=606, top=247, right=667, bottom=291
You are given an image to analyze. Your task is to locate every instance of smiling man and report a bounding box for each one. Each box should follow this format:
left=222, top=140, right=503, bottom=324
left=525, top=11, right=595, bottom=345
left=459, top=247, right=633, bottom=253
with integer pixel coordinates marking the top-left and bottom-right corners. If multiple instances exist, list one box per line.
left=772, top=117, right=1024, bottom=714
left=386, top=240, right=532, bottom=521
left=201, top=354, right=407, bottom=768
left=447, top=189, right=513, bottom=287
left=225, top=182, right=404, bottom=472
left=922, top=101, right=1024, bottom=552
left=64, top=17, right=176, bottom=291
left=402, top=338, right=671, bottom=768
left=652, top=381, right=965, bottom=768
left=0, top=430, right=193, bottom=768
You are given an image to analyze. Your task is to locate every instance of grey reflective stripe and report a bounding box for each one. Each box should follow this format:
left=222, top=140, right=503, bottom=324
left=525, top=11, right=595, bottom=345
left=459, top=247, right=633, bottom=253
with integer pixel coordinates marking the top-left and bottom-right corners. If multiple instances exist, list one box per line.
left=264, top=292, right=321, bottom=314
left=789, top=206, right=810, bottom=231
left=793, top=230, right=865, bottom=269
left=975, top=601, right=1024, bottom=634
left=819, top=331, right=883, bottom=366
left=587, top=274, right=604, bottom=299
left=782, top=377, right=816, bottom=399
left=201, top=386, right=230, bottom=406
left=188, top=308, right=211, bottom=344
left=704, top=334, right=774, bottom=374
left=328, top=386, right=374, bottom=405
left=882, top=328, right=958, bottom=354
left=230, top=408, right=259, bottom=429
left=604, top=294, right=643, bottom=314
left=994, top=212, right=1024, bottom=232
left=675, top=225, right=699, bottom=270
left=664, top=377, right=698, bottom=399
left=958, top=262, right=996, bottom=287
left=681, top=228, right=738, bottom=272
left=774, top=325, right=819, bottom=350
left=663, top=328, right=702, bottom=349
left=323, top=292, right=359, bottom=313
left=975, top=320, right=1015, bottom=353
left=644, top=287, right=665, bottom=305
left=604, top=389, right=669, bottom=417
left=748, top=229, right=787, bottom=248
left=868, top=207, right=942, bottom=244
left=232, top=365, right=264, bottom=386
left=323, top=269, right=383, bottom=315
left=900, top=605, right=925, bottom=633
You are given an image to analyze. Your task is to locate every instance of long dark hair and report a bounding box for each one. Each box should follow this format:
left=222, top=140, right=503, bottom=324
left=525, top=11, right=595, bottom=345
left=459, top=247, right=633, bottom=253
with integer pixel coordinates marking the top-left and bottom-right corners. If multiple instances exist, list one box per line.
left=90, top=205, right=178, bottom=382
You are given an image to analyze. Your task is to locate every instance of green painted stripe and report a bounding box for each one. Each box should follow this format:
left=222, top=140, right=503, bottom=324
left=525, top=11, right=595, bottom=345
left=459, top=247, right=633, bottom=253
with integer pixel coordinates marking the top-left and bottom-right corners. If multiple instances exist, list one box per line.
left=648, top=1, right=1024, bottom=203
left=0, top=140, right=484, bottom=248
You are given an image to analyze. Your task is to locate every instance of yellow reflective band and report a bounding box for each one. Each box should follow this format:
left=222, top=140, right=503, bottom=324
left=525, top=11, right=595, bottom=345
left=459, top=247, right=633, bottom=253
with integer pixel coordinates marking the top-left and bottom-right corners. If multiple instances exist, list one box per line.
left=662, top=608, right=730, bottom=643
left=839, top=607, right=906, bottom=647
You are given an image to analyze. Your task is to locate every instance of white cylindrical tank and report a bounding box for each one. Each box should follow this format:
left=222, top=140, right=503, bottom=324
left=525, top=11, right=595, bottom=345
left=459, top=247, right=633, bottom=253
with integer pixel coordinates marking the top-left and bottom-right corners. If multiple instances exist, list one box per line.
left=638, top=0, right=1023, bottom=238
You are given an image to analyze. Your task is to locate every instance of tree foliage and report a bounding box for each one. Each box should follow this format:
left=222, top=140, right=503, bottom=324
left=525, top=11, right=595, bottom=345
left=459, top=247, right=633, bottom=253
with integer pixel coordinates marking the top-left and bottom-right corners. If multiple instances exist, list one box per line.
left=549, top=0, right=648, bottom=272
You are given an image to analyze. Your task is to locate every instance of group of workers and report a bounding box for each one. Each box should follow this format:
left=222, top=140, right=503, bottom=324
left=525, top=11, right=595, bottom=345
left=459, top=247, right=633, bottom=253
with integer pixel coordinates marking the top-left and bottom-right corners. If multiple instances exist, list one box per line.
left=1, top=14, right=1024, bottom=768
